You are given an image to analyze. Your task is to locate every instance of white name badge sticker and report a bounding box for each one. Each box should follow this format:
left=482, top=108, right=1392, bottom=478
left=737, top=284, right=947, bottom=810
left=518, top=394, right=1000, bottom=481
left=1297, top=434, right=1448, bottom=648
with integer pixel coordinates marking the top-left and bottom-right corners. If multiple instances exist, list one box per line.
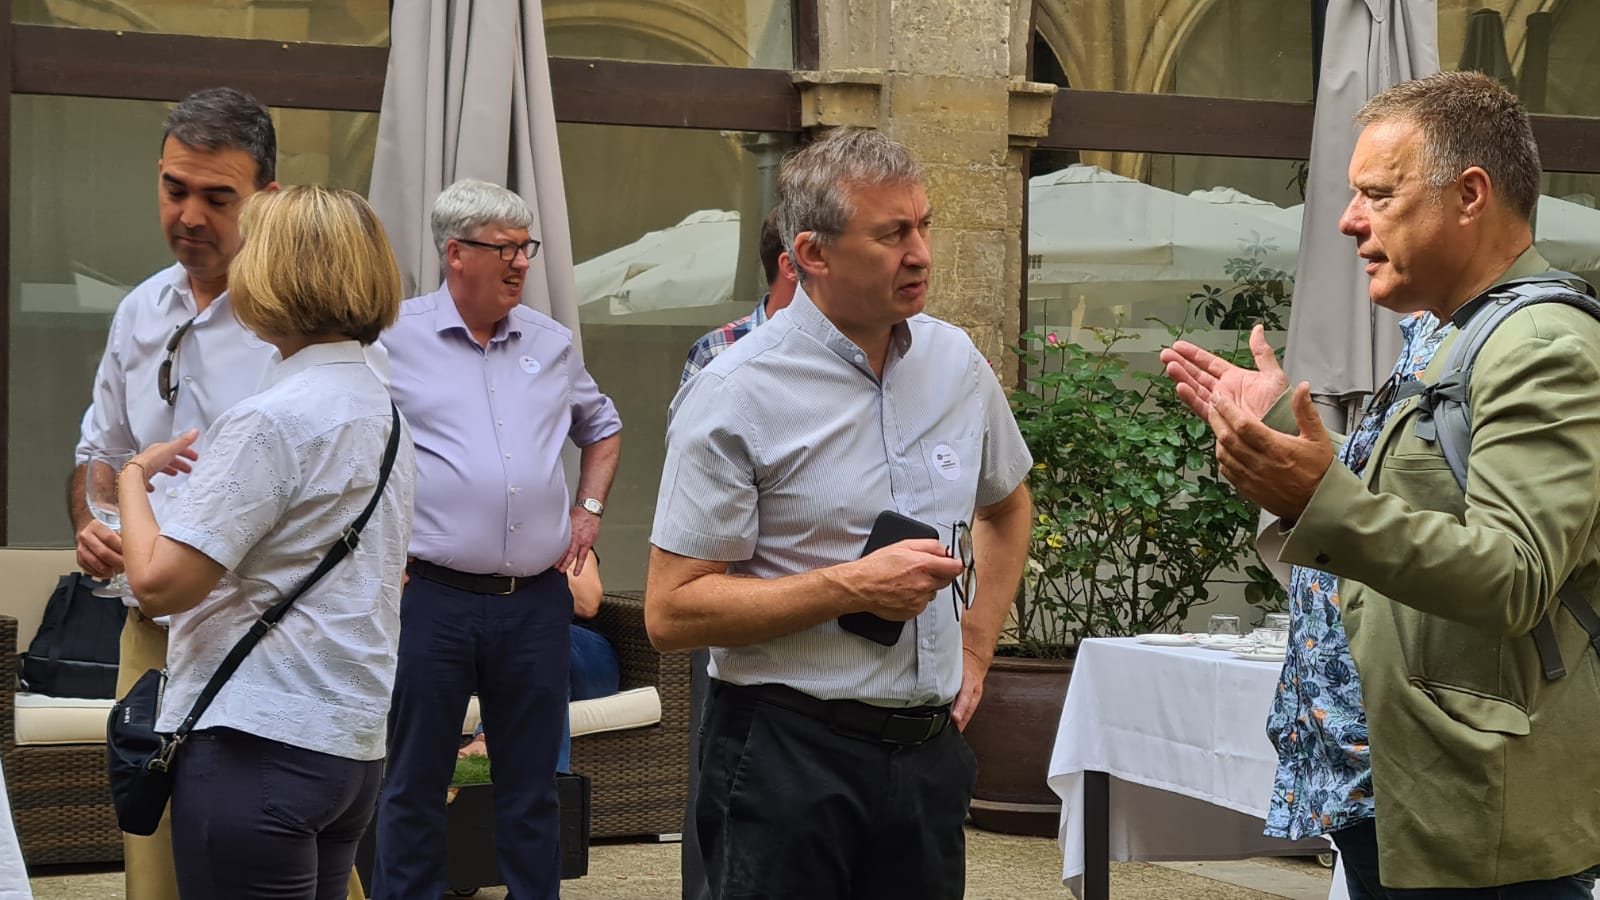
left=930, top=443, right=961, bottom=481
left=520, top=355, right=542, bottom=375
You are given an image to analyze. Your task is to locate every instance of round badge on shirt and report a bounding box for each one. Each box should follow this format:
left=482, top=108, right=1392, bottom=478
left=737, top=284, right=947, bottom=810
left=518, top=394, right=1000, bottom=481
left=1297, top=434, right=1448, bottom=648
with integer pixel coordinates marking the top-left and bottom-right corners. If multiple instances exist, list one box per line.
left=930, top=443, right=962, bottom=481
left=520, top=355, right=541, bottom=375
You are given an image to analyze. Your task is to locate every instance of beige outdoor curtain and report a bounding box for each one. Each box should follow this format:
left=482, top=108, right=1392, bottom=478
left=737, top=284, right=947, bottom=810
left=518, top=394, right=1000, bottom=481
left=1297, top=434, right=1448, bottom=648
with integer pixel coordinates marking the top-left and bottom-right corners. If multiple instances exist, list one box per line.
left=1283, top=0, right=1439, bottom=433
left=1259, top=0, right=1438, bottom=583
left=370, top=0, right=579, bottom=338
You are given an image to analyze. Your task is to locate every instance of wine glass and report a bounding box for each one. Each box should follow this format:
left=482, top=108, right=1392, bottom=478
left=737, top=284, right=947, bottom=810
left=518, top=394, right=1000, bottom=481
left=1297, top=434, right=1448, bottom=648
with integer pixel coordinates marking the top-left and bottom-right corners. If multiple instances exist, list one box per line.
left=85, top=449, right=136, bottom=598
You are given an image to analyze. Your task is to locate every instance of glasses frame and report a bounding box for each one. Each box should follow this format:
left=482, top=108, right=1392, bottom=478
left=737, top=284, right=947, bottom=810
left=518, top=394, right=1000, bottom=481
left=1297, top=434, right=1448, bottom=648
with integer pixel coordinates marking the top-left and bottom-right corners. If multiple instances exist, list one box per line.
left=157, top=317, right=196, bottom=407
left=455, top=237, right=542, bottom=262
left=949, top=519, right=975, bottom=621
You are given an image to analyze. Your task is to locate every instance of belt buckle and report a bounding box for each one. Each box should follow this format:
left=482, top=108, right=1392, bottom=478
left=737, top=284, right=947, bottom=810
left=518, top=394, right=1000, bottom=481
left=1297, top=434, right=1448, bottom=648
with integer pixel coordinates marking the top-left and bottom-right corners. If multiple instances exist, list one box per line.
left=493, top=576, right=518, bottom=596
left=881, top=712, right=940, bottom=745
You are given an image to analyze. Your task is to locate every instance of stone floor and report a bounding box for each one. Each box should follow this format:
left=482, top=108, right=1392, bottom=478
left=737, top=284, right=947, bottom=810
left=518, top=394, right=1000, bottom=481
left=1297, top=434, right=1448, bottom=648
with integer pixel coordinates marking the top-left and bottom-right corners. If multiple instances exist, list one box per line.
left=26, top=830, right=1338, bottom=899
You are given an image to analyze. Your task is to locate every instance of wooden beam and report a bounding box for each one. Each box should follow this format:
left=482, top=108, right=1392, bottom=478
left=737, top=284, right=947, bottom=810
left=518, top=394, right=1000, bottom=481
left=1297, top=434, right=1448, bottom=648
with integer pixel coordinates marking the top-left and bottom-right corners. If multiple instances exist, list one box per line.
left=1044, top=90, right=1314, bottom=161
left=1533, top=114, right=1600, bottom=174
left=548, top=58, right=801, bottom=133
left=11, top=25, right=387, bottom=111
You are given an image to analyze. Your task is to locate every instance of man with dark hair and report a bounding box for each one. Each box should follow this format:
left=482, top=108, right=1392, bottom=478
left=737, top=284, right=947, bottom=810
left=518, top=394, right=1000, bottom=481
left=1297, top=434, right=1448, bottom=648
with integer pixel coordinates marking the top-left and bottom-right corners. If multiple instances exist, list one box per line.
left=71, top=87, right=369, bottom=900
left=1165, top=71, right=1600, bottom=897
left=679, top=207, right=798, bottom=384
left=648, top=128, right=1033, bottom=898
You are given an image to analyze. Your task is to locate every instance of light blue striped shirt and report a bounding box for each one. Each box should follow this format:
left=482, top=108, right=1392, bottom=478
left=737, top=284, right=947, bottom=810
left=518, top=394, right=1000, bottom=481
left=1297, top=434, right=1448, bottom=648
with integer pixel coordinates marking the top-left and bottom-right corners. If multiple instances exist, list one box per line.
left=651, top=287, right=1032, bottom=706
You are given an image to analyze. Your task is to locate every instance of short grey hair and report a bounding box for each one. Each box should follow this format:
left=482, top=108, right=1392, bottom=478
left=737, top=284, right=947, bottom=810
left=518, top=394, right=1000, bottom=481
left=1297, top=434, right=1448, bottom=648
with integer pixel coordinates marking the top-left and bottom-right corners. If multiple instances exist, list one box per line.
left=1357, top=71, right=1541, bottom=221
left=430, top=179, right=535, bottom=261
left=776, top=128, right=924, bottom=283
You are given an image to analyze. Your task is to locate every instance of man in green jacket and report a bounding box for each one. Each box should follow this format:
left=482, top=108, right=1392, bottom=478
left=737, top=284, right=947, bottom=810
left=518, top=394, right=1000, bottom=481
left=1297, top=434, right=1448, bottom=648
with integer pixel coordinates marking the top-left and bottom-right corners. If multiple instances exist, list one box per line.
left=1163, top=71, right=1600, bottom=897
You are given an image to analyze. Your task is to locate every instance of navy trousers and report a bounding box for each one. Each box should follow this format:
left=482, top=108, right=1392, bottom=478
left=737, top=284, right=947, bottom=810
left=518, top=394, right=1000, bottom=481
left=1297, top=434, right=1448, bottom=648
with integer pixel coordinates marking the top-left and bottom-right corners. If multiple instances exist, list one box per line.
left=371, top=569, right=571, bottom=900
left=170, top=728, right=382, bottom=900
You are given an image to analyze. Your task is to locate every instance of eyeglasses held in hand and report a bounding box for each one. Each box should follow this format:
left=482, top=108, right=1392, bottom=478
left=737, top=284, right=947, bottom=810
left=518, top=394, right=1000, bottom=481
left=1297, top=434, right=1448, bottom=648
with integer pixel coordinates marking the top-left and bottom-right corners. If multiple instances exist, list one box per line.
left=157, top=317, right=196, bottom=407
left=950, top=520, right=975, bottom=621
left=456, top=238, right=542, bottom=262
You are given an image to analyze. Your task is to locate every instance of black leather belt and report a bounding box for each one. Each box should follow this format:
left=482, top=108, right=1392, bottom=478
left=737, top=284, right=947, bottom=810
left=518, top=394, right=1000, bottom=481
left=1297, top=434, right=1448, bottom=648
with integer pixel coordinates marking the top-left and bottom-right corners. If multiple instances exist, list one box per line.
left=718, top=681, right=951, bottom=746
left=406, top=559, right=543, bottom=596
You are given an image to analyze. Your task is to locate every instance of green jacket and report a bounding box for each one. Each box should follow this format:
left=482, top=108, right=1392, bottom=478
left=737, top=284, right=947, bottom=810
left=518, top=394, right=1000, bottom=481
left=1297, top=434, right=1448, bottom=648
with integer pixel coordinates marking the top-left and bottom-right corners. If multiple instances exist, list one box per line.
left=1276, top=249, right=1600, bottom=889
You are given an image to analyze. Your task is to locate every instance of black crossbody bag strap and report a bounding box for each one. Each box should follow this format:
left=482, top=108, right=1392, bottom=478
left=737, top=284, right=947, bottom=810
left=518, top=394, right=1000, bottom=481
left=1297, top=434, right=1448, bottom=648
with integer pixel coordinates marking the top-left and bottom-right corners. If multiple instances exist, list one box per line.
left=171, top=403, right=401, bottom=738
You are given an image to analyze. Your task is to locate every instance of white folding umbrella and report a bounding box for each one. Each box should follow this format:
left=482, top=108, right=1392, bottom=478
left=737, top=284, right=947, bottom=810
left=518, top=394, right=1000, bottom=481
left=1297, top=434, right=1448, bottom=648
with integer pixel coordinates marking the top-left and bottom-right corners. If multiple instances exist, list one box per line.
left=573, top=210, right=742, bottom=320
left=1028, top=165, right=1300, bottom=286
left=1535, top=195, right=1600, bottom=277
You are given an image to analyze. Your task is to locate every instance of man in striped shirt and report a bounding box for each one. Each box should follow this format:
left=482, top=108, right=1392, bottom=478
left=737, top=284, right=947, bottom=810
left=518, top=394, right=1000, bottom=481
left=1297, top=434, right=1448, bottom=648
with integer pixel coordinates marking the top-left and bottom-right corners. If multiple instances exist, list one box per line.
left=647, top=128, right=1033, bottom=900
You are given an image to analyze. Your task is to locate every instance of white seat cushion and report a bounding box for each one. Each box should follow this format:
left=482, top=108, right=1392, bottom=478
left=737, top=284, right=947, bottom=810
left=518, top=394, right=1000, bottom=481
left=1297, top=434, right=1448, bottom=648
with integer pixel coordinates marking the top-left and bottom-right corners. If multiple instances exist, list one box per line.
left=14, top=693, right=114, bottom=745
left=462, top=687, right=661, bottom=739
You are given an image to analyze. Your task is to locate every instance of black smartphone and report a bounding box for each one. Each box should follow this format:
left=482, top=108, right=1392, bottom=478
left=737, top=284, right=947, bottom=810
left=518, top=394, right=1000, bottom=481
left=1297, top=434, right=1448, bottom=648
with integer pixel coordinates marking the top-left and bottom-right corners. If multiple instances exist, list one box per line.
left=837, top=510, right=939, bottom=647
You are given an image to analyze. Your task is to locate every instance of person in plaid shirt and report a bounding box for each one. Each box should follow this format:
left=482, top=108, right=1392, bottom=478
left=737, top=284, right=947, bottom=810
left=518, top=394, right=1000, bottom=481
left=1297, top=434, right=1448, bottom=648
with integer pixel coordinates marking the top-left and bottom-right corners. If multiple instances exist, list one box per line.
left=679, top=207, right=797, bottom=386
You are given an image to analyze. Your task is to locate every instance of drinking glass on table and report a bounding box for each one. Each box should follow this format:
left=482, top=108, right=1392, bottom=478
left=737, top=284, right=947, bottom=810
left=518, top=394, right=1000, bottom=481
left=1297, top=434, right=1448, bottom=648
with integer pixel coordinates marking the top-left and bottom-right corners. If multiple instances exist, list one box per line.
left=1207, top=614, right=1241, bottom=637
left=1264, top=613, right=1291, bottom=631
left=85, top=449, right=136, bottom=598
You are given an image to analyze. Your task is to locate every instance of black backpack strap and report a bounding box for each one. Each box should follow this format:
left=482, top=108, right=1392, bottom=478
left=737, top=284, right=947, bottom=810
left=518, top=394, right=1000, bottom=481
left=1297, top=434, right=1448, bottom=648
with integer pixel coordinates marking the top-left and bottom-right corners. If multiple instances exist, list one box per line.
left=172, top=404, right=402, bottom=739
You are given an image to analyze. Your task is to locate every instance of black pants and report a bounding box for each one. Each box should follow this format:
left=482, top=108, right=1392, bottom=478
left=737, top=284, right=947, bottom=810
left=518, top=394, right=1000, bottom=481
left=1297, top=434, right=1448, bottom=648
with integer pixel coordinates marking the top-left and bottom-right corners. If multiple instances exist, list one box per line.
left=371, top=569, right=570, bottom=900
left=697, top=683, right=976, bottom=900
left=1333, top=819, right=1600, bottom=899
left=169, top=728, right=382, bottom=900
left=682, top=648, right=712, bottom=900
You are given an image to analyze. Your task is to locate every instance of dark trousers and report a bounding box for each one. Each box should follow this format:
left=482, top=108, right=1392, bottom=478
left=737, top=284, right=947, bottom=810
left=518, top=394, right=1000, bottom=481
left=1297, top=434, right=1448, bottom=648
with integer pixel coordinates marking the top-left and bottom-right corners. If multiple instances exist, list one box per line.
left=1333, top=819, right=1600, bottom=899
left=170, top=728, right=382, bottom=900
left=371, top=569, right=570, bottom=900
left=697, top=682, right=976, bottom=900
left=682, top=648, right=712, bottom=900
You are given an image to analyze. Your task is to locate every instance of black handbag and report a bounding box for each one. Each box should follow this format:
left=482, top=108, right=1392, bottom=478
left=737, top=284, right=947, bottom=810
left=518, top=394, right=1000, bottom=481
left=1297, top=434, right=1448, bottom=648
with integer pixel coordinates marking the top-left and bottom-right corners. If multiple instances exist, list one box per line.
left=19, top=571, right=126, bottom=698
left=107, top=405, right=401, bottom=836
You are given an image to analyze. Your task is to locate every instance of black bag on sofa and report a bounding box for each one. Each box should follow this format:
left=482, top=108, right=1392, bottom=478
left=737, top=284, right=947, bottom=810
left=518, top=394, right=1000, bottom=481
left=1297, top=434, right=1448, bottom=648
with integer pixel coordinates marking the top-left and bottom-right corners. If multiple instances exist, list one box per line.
left=19, top=572, right=124, bottom=698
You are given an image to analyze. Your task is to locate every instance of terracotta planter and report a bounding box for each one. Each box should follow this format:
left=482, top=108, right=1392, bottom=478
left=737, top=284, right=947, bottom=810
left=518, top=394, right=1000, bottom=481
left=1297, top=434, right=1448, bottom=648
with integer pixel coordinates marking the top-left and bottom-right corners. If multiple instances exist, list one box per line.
left=964, top=655, right=1074, bottom=837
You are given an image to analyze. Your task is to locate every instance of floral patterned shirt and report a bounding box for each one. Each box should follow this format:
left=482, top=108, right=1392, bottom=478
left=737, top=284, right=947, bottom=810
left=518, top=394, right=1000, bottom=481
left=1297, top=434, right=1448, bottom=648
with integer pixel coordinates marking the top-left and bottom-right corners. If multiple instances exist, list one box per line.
left=1264, top=311, right=1450, bottom=839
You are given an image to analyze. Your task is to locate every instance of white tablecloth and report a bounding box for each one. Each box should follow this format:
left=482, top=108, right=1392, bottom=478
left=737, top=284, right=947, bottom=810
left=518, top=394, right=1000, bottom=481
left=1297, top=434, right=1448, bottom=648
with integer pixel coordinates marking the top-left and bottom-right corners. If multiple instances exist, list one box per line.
left=1047, top=637, right=1334, bottom=897
left=0, top=758, right=34, bottom=900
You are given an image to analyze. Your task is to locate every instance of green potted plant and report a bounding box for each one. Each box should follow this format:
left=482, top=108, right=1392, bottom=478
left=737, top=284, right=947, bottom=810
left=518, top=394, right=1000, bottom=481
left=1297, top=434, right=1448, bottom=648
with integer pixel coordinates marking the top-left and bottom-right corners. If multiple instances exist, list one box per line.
left=965, top=243, right=1290, bottom=835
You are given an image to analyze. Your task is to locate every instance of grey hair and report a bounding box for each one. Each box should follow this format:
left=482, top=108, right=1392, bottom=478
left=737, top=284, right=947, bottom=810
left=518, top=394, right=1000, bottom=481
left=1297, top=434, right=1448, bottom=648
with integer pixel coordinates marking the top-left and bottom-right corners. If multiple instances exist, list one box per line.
left=162, top=87, right=276, bottom=187
left=1356, top=71, right=1541, bottom=221
left=776, top=128, right=924, bottom=283
left=430, top=179, right=535, bottom=261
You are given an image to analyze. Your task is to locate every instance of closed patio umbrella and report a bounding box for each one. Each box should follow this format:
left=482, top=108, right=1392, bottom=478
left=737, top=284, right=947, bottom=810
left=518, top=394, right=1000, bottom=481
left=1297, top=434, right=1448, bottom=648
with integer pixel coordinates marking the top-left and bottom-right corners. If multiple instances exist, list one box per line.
left=1282, top=0, right=1438, bottom=431
left=368, top=0, right=579, bottom=336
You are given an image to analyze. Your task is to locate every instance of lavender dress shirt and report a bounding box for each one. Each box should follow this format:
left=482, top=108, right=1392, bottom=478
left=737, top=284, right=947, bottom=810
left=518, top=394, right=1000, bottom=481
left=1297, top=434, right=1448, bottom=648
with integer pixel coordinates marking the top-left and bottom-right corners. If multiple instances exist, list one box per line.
left=384, top=287, right=621, bottom=577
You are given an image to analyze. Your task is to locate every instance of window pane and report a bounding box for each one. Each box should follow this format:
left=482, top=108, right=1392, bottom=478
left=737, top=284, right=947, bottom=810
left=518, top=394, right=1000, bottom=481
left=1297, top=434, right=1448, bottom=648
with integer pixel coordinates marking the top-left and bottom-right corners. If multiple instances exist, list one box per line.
left=561, top=124, right=795, bottom=589
left=1035, top=0, right=1313, bottom=100
left=1439, top=1, right=1600, bottom=117
left=8, top=95, right=377, bottom=545
left=1028, top=152, right=1304, bottom=373
left=545, top=0, right=793, bottom=68
left=14, top=0, right=390, bottom=46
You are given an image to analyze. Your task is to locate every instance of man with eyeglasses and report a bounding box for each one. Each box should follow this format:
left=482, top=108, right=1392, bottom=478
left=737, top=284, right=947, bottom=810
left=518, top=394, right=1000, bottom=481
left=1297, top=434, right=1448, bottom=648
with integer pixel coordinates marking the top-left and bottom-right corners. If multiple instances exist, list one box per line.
left=646, top=128, right=1033, bottom=899
left=372, top=178, right=621, bottom=900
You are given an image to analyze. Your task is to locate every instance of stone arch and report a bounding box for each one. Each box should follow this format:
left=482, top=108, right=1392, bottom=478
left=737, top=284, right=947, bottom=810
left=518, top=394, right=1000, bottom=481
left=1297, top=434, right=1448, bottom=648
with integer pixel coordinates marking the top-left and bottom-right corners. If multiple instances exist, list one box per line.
left=543, top=0, right=753, bottom=68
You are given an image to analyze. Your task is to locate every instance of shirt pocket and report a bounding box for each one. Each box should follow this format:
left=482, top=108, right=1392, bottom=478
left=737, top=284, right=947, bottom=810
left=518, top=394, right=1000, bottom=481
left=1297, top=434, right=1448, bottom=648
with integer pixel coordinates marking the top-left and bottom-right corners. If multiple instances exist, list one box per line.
left=918, top=434, right=983, bottom=527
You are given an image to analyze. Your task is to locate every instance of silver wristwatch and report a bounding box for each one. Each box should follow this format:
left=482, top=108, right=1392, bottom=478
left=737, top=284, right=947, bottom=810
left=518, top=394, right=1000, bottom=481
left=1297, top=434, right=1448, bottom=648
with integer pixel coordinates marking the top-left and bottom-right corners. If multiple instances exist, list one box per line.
left=578, top=497, right=605, bottom=517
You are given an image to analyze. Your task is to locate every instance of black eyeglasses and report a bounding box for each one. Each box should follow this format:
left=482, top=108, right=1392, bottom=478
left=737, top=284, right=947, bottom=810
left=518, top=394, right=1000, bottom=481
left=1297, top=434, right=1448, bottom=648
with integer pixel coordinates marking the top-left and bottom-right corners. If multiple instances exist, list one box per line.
left=456, top=238, right=542, bottom=262
left=950, top=520, right=975, bottom=621
left=157, top=317, right=196, bottom=407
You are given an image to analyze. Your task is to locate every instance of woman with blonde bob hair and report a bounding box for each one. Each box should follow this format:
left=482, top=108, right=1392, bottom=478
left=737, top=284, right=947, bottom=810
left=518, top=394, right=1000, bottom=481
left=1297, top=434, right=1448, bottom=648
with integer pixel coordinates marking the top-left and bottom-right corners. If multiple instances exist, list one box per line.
left=117, top=185, right=417, bottom=900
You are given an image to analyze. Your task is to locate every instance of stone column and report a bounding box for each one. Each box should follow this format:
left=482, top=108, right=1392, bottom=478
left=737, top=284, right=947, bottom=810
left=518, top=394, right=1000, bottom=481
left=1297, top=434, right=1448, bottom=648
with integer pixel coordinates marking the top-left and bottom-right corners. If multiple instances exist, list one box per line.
left=798, top=0, right=1054, bottom=378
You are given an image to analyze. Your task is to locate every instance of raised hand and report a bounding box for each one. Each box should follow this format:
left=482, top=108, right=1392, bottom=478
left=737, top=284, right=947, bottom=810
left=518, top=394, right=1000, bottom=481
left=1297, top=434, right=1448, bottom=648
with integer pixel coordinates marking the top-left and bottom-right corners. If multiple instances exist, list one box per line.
left=1160, top=325, right=1288, bottom=422
left=1211, top=382, right=1334, bottom=520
